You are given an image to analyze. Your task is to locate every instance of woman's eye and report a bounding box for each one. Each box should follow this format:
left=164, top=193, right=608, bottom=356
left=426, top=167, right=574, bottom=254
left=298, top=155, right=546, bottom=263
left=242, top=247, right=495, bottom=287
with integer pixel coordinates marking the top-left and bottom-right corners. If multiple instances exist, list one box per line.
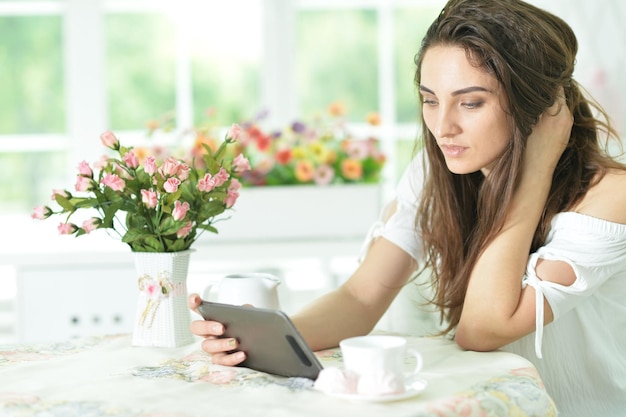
left=462, top=101, right=484, bottom=109
left=422, top=98, right=437, bottom=106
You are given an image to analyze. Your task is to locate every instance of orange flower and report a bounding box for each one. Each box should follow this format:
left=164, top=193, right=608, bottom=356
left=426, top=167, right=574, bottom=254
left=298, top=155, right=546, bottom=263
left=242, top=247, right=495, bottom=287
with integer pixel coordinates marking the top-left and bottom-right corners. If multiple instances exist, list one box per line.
left=341, top=158, right=363, bottom=181
left=328, top=101, right=347, bottom=117
left=366, top=111, right=381, bottom=126
left=275, top=148, right=292, bottom=165
left=192, top=133, right=217, bottom=159
left=133, top=147, right=150, bottom=164
left=294, top=160, right=315, bottom=182
left=146, top=119, right=160, bottom=131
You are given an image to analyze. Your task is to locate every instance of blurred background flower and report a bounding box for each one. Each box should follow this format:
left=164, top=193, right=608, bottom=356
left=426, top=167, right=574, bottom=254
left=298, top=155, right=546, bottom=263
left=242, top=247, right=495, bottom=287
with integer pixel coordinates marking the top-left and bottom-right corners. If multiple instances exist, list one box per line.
left=236, top=103, right=386, bottom=186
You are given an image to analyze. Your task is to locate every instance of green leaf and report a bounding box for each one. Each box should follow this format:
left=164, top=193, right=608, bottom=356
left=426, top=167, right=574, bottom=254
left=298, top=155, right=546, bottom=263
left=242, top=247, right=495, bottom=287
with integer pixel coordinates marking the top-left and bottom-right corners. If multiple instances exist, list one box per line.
left=202, top=143, right=221, bottom=174
left=73, top=198, right=100, bottom=209
left=104, top=187, right=123, bottom=204
left=196, top=223, right=218, bottom=234
left=54, top=195, right=75, bottom=212
left=159, top=217, right=182, bottom=235
left=102, top=201, right=123, bottom=228
left=126, top=212, right=148, bottom=230
left=197, top=200, right=226, bottom=222
left=143, top=236, right=164, bottom=252
left=167, top=238, right=187, bottom=252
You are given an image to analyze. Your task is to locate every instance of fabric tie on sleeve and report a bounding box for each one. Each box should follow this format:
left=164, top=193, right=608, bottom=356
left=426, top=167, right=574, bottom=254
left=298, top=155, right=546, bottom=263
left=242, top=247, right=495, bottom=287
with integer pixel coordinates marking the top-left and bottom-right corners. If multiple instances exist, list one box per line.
left=522, top=254, right=546, bottom=359
left=358, top=219, right=385, bottom=263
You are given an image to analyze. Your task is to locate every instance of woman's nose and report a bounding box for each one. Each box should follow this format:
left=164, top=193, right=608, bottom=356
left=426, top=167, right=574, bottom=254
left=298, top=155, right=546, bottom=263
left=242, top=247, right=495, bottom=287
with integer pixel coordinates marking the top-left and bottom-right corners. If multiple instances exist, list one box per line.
left=434, top=107, right=460, bottom=138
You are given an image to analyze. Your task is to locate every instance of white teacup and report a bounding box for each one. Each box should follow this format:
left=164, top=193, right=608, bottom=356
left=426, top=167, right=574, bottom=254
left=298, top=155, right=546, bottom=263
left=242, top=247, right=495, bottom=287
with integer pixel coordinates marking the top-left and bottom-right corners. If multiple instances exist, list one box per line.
left=339, top=335, right=423, bottom=395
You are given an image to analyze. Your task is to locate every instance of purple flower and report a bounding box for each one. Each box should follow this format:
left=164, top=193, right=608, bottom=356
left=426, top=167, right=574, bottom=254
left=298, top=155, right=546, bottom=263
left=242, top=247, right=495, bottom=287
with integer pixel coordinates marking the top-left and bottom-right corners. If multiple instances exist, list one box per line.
left=291, top=121, right=306, bottom=133
left=255, top=108, right=269, bottom=121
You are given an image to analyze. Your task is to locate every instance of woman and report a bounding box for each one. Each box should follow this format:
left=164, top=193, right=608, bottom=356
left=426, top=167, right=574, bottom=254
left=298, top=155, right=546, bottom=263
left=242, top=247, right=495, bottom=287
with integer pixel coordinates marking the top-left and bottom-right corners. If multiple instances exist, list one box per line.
left=189, top=1, right=626, bottom=415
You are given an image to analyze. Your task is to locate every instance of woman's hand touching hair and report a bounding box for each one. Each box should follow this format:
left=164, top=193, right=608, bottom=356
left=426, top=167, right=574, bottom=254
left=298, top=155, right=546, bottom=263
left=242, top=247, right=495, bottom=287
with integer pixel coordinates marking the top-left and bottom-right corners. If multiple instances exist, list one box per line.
left=523, top=88, right=573, bottom=178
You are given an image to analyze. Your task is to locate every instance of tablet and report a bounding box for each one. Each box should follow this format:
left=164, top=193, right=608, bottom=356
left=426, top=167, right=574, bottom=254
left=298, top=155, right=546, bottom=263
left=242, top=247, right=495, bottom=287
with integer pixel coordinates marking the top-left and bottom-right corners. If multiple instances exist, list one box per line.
left=197, top=300, right=324, bottom=380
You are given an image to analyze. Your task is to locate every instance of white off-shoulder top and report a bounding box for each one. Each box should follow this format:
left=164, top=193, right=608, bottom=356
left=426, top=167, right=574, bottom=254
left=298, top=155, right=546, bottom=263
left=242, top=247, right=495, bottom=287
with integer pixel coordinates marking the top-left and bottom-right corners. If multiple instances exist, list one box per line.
left=362, top=155, right=626, bottom=417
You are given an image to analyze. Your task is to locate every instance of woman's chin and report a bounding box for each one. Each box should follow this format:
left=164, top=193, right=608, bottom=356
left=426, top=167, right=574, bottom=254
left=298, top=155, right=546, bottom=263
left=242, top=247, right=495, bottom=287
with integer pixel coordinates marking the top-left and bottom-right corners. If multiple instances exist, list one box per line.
left=444, top=161, right=479, bottom=175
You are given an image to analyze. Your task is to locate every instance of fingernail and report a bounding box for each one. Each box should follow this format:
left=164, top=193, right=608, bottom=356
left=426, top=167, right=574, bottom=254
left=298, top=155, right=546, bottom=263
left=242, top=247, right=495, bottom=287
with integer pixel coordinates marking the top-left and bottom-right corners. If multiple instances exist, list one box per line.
left=235, top=351, right=245, bottom=361
left=212, top=324, right=224, bottom=334
left=228, top=338, right=237, bottom=348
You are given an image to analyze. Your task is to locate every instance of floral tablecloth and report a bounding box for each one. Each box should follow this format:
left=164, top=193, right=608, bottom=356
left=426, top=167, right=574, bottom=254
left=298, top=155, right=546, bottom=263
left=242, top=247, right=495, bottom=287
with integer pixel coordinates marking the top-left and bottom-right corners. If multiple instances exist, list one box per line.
left=0, top=334, right=557, bottom=417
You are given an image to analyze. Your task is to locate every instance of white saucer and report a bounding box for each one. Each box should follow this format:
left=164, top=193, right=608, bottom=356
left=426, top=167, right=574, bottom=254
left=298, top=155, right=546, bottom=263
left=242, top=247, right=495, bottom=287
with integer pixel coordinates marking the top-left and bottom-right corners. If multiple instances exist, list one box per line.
left=326, top=379, right=427, bottom=403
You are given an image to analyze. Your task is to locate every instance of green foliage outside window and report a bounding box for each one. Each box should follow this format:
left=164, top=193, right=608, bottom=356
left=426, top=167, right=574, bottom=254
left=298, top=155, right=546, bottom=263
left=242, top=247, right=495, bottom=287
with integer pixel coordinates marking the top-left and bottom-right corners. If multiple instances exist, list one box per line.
left=393, top=7, right=442, bottom=123
left=0, top=16, right=64, bottom=134
left=106, top=13, right=176, bottom=131
left=296, top=10, right=379, bottom=122
left=191, top=57, right=261, bottom=127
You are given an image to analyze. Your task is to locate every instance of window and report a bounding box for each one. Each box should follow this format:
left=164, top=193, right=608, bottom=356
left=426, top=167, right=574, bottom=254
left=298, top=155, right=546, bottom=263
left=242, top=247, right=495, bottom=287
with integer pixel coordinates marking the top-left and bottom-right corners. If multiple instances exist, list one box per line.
left=2, top=0, right=623, bottom=218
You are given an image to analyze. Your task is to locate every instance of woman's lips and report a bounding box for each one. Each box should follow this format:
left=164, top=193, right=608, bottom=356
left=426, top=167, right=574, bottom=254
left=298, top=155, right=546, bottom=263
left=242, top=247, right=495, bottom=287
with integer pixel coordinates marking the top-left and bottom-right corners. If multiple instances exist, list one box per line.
left=440, top=144, right=468, bottom=157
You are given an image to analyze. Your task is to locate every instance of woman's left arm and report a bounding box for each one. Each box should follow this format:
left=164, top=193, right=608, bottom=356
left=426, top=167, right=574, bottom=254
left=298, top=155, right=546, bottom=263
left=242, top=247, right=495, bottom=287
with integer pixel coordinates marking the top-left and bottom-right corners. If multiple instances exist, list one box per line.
left=456, top=95, right=573, bottom=351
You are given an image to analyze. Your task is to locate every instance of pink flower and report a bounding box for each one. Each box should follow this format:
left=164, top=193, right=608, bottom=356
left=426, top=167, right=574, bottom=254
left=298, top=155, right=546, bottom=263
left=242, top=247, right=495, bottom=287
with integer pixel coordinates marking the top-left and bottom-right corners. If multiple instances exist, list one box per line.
left=345, top=140, right=369, bottom=160
left=81, top=217, right=100, bottom=234
left=228, top=178, right=242, bottom=192
left=93, top=154, right=109, bottom=170
left=176, top=221, right=193, bottom=238
left=163, top=177, right=181, bottom=193
left=100, top=130, right=119, bottom=150
left=141, top=189, right=158, bottom=209
left=172, top=200, right=190, bottom=221
left=314, top=164, right=335, bottom=185
left=197, top=173, right=216, bottom=192
left=213, top=168, right=230, bottom=187
left=233, top=154, right=251, bottom=173
left=177, top=163, right=190, bottom=181
left=159, top=157, right=180, bottom=177
left=57, top=222, right=77, bottom=235
left=51, top=189, right=70, bottom=201
left=31, top=206, right=52, bottom=220
left=75, top=176, right=93, bottom=192
left=101, top=173, right=126, bottom=191
left=144, top=280, right=162, bottom=299
left=224, top=189, right=239, bottom=208
left=77, top=160, right=93, bottom=177
left=227, top=123, right=242, bottom=141
left=114, top=162, right=132, bottom=179
left=123, top=150, right=139, bottom=169
left=144, top=156, right=157, bottom=175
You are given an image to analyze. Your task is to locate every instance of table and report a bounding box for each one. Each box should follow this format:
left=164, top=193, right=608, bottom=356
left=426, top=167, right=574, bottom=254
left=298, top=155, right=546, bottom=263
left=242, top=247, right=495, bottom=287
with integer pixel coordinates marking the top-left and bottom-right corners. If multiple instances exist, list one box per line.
left=0, top=334, right=557, bottom=417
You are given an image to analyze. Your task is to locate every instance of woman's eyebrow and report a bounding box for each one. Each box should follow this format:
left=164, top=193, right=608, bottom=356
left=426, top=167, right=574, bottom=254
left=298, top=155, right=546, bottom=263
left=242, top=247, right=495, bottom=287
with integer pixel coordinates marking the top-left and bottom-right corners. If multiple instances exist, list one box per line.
left=419, top=85, right=492, bottom=96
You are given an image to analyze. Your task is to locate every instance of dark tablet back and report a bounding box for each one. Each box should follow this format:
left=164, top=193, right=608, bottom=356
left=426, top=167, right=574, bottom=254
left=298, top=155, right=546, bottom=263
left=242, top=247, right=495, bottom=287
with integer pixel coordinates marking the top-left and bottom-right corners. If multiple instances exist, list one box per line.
left=197, top=301, right=323, bottom=379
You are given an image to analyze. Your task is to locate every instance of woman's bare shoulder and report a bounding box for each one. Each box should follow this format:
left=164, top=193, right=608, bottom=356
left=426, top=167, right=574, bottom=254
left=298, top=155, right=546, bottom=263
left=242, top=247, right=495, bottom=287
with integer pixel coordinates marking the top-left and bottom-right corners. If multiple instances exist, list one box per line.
left=573, top=169, right=626, bottom=224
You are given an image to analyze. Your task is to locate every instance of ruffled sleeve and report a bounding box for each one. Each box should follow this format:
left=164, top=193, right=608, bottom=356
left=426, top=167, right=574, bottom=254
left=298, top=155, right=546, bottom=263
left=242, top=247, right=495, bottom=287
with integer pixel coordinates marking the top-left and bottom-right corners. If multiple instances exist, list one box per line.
left=358, top=154, right=425, bottom=263
left=521, top=212, right=626, bottom=358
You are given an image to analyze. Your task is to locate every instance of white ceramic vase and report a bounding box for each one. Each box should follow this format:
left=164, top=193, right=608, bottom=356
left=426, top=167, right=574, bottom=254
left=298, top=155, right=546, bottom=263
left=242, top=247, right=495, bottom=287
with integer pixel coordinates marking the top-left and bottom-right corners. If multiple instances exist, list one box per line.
left=131, top=250, right=195, bottom=348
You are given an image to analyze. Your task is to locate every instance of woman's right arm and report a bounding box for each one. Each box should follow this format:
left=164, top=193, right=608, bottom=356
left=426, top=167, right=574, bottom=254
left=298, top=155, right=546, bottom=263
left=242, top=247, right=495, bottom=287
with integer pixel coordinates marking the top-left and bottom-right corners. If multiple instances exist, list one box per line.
left=291, top=237, right=418, bottom=351
left=188, top=236, right=417, bottom=365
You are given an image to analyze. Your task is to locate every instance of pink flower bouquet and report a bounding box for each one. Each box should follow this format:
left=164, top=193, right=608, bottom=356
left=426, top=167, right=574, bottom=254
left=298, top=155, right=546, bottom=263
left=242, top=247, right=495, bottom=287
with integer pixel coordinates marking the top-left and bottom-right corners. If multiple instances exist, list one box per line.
left=32, top=125, right=250, bottom=253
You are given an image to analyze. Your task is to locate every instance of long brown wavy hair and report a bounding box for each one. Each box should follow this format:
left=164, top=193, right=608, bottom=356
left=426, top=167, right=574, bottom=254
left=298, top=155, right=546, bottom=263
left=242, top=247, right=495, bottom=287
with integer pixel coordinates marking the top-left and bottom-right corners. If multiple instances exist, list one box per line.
left=413, top=0, right=625, bottom=334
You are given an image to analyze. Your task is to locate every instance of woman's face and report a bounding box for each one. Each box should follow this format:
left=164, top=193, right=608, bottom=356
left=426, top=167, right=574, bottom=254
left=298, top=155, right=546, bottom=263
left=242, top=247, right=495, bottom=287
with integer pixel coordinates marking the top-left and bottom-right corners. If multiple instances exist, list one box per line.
left=420, top=45, right=512, bottom=176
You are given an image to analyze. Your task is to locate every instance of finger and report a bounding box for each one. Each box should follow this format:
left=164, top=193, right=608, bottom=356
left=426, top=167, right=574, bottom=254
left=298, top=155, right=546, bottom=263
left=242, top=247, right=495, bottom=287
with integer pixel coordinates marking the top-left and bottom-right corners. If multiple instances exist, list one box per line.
left=201, top=336, right=239, bottom=355
left=190, top=319, right=224, bottom=337
left=211, top=351, right=247, bottom=366
left=550, top=87, right=568, bottom=114
left=187, top=293, right=202, bottom=312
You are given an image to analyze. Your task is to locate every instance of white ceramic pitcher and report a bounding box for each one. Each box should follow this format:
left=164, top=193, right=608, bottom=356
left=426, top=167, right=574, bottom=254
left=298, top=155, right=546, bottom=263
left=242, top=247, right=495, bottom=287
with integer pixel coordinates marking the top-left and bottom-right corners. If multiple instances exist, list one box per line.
left=203, top=273, right=281, bottom=309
